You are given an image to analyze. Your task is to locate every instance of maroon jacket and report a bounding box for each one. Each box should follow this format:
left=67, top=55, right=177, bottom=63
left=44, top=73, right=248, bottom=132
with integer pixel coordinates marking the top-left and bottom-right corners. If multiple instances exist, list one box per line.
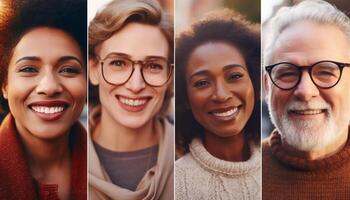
left=0, top=114, right=87, bottom=200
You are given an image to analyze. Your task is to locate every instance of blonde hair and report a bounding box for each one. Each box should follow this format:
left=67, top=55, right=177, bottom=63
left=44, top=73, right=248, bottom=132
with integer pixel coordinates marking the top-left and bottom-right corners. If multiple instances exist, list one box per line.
left=88, top=0, right=174, bottom=115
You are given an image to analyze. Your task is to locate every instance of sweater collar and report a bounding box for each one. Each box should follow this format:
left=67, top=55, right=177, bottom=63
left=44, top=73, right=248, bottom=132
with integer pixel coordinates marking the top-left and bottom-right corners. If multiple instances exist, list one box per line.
left=189, top=138, right=260, bottom=177
left=269, top=129, right=350, bottom=171
left=0, top=114, right=87, bottom=199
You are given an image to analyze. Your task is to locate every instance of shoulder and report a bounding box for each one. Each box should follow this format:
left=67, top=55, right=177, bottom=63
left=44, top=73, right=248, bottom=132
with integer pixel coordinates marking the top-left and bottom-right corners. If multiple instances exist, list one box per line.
left=158, top=117, right=174, bottom=144
left=175, top=153, right=199, bottom=200
left=262, top=137, right=271, bottom=153
left=262, top=137, right=274, bottom=165
left=175, top=153, right=198, bottom=171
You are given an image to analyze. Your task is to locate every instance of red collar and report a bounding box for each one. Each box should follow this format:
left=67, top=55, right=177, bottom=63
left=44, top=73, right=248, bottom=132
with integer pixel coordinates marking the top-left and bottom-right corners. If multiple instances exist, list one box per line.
left=0, top=114, right=87, bottom=199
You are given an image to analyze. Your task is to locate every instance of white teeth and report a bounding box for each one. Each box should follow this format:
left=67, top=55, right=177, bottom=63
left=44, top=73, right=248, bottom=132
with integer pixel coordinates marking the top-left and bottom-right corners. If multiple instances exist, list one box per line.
left=31, top=106, right=64, bottom=114
left=119, top=97, right=147, bottom=106
left=212, top=108, right=238, bottom=117
left=292, top=109, right=323, bottom=115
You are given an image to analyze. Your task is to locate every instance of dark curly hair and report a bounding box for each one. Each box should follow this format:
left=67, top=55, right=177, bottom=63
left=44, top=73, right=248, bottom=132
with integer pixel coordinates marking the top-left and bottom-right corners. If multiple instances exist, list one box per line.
left=175, top=9, right=261, bottom=153
left=0, top=0, right=87, bottom=112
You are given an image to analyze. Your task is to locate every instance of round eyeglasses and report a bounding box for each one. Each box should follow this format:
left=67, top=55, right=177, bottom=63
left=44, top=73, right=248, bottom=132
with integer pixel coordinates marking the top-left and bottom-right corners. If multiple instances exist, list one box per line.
left=265, top=60, right=350, bottom=90
left=98, top=54, right=173, bottom=87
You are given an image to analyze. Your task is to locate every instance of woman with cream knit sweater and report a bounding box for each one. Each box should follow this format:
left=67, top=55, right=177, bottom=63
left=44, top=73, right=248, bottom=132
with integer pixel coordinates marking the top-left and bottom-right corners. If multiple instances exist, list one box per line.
left=175, top=9, right=261, bottom=200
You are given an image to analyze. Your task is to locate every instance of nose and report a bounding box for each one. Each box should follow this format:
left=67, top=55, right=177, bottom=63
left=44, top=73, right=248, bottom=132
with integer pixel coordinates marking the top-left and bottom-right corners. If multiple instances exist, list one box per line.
left=211, top=80, right=232, bottom=102
left=124, top=65, right=146, bottom=93
left=293, top=71, right=319, bottom=101
left=35, top=70, right=63, bottom=97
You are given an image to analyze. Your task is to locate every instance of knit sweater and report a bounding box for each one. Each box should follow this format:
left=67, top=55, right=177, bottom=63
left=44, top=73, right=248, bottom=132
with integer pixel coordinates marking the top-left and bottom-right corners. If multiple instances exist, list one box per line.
left=262, top=130, right=350, bottom=200
left=175, top=138, right=261, bottom=200
left=0, top=114, right=87, bottom=200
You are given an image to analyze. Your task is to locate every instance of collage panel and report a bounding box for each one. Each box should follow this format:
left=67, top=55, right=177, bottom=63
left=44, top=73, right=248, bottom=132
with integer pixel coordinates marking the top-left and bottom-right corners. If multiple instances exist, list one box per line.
left=0, top=0, right=87, bottom=199
left=0, top=0, right=349, bottom=199
left=87, top=0, right=174, bottom=199
left=262, top=0, right=350, bottom=199
left=175, top=0, right=261, bottom=199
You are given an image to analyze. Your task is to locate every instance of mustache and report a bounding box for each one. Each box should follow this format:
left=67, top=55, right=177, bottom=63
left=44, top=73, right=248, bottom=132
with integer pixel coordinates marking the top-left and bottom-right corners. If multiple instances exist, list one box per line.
left=286, top=100, right=331, bottom=111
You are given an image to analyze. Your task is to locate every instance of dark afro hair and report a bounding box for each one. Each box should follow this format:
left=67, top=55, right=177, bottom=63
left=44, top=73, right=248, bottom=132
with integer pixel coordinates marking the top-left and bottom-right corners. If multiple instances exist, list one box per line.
left=175, top=9, right=261, bottom=154
left=0, top=0, right=87, bottom=112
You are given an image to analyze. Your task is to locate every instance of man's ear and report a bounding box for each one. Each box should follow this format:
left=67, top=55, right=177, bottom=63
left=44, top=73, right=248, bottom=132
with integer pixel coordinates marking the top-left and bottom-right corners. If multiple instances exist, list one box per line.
left=89, top=58, right=100, bottom=86
left=263, top=73, right=270, bottom=102
left=2, top=84, right=8, bottom=99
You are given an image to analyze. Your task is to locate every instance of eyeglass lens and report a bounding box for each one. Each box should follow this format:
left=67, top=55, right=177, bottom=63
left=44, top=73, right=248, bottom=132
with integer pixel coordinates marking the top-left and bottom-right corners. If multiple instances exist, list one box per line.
left=269, top=61, right=341, bottom=89
left=102, top=55, right=170, bottom=86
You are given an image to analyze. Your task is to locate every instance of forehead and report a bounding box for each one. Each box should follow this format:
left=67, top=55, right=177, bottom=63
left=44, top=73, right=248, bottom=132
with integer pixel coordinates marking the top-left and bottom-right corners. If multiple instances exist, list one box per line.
left=272, top=21, right=350, bottom=65
left=186, top=42, right=246, bottom=75
left=97, top=22, right=169, bottom=60
left=12, top=27, right=82, bottom=60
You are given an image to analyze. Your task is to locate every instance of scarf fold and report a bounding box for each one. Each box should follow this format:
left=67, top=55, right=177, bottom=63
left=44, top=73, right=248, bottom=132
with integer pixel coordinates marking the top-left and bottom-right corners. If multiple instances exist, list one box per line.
left=0, top=114, right=87, bottom=200
left=88, top=106, right=174, bottom=200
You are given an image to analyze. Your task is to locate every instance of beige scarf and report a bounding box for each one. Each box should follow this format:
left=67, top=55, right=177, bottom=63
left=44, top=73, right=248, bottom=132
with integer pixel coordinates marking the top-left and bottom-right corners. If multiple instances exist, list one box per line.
left=88, top=107, right=174, bottom=200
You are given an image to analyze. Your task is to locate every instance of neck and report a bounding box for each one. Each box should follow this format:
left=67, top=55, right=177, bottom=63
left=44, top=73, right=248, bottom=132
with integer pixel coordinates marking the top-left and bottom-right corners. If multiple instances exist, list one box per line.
left=203, top=130, right=250, bottom=162
left=15, top=121, right=70, bottom=178
left=93, top=108, right=159, bottom=152
left=281, top=128, right=349, bottom=160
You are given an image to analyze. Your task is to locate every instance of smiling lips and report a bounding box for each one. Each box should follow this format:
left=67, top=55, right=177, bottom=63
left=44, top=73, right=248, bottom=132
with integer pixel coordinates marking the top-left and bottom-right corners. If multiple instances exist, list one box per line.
left=117, top=95, right=150, bottom=112
left=290, top=109, right=326, bottom=115
left=209, top=106, right=240, bottom=121
left=29, top=100, right=69, bottom=121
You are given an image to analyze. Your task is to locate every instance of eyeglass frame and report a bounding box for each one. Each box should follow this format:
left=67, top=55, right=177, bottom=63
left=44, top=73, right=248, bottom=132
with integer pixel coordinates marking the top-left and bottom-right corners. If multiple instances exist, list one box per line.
left=96, top=54, right=174, bottom=87
left=265, top=60, right=350, bottom=90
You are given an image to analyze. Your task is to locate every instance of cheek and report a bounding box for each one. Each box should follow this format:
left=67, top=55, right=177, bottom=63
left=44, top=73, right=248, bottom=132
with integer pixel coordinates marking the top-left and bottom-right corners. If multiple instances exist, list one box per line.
left=270, top=87, right=287, bottom=115
left=152, top=86, right=168, bottom=109
left=244, top=82, right=255, bottom=113
left=6, top=77, right=33, bottom=105
left=186, top=87, right=211, bottom=120
left=98, top=85, right=114, bottom=110
left=64, top=77, right=86, bottom=103
left=323, top=89, right=350, bottom=119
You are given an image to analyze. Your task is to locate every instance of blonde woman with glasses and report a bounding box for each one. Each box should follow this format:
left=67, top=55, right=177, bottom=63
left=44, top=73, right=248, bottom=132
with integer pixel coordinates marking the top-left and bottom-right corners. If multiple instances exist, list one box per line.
left=88, top=0, right=174, bottom=199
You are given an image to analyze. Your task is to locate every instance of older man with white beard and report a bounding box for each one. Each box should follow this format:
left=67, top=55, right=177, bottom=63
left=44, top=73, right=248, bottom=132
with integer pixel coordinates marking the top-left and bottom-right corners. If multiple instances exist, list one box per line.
left=263, top=0, right=350, bottom=199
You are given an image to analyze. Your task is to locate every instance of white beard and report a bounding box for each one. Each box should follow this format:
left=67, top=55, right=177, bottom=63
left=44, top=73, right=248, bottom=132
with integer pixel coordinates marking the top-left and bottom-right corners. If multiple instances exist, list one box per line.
left=268, top=98, right=346, bottom=151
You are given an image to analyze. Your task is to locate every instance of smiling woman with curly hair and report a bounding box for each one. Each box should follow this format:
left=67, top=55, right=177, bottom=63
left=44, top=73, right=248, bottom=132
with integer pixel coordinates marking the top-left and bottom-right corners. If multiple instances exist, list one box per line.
left=0, top=0, right=87, bottom=199
left=175, top=9, right=261, bottom=200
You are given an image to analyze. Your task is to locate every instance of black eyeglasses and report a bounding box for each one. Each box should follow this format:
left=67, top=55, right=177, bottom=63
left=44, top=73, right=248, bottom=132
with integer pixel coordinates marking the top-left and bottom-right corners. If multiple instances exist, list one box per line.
left=98, top=53, right=173, bottom=87
left=265, top=60, right=350, bottom=90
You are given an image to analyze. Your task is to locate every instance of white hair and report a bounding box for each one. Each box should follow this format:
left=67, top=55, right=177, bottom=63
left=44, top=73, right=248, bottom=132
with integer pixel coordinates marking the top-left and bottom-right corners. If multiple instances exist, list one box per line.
left=264, top=0, right=350, bottom=66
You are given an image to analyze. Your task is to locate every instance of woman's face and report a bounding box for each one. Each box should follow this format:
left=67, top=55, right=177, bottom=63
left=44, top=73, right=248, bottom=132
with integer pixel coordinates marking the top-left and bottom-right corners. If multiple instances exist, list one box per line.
left=3, top=27, right=86, bottom=139
left=186, top=42, right=254, bottom=137
left=90, top=22, right=170, bottom=129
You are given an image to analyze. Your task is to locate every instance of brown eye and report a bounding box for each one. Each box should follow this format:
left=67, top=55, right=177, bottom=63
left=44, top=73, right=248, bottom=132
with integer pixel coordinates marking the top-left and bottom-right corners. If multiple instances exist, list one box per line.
left=109, top=59, right=126, bottom=67
left=18, top=66, right=38, bottom=73
left=228, top=73, right=243, bottom=81
left=60, top=66, right=82, bottom=75
left=193, top=80, right=211, bottom=88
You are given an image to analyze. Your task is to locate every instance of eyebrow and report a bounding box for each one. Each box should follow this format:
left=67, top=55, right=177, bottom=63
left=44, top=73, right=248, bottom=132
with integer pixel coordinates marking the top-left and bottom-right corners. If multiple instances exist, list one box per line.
left=104, top=52, right=167, bottom=61
left=15, top=56, right=83, bottom=67
left=15, top=56, right=41, bottom=64
left=190, top=64, right=246, bottom=79
left=57, top=56, right=84, bottom=67
left=223, top=64, right=246, bottom=71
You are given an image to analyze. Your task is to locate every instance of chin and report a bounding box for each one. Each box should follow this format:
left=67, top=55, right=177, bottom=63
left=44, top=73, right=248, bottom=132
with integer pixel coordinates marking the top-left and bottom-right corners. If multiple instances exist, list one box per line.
left=118, top=118, right=150, bottom=129
left=32, top=129, right=68, bottom=140
left=210, top=128, right=242, bottom=138
left=280, top=115, right=338, bottom=151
